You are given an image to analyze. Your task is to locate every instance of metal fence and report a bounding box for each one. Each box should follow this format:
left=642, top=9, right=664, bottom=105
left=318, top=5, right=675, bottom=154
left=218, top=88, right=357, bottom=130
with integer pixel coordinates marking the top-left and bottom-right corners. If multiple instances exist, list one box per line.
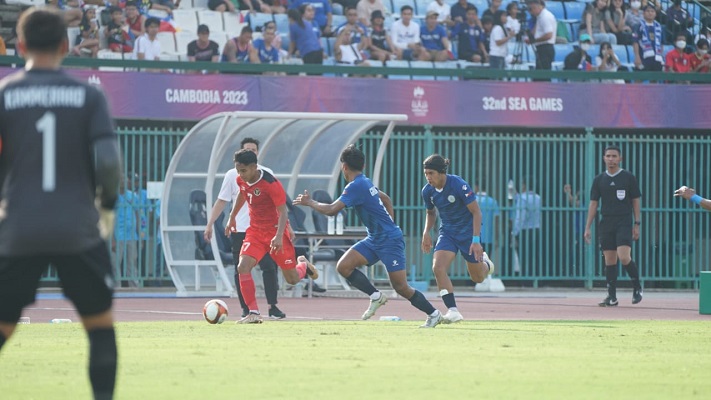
left=42, top=126, right=710, bottom=289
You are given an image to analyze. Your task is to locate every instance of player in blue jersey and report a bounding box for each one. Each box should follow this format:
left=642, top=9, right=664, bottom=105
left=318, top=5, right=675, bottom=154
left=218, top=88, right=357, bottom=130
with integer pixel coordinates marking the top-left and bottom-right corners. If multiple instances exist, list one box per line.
left=293, top=145, right=443, bottom=328
left=421, top=154, right=495, bottom=324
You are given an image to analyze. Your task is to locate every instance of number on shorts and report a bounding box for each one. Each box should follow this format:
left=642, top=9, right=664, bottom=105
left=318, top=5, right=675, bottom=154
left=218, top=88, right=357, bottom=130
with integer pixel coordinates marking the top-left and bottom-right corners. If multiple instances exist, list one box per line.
left=241, top=241, right=250, bottom=253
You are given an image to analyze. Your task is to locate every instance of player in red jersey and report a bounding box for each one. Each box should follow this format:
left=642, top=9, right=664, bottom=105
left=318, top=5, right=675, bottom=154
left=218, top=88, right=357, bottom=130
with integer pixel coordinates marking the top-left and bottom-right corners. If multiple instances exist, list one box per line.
left=225, top=149, right=317, bottom=324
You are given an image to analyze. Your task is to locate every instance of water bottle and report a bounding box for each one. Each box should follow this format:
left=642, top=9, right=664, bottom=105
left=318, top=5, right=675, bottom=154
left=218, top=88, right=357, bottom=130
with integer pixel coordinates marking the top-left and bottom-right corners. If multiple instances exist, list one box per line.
left=507, top=179, right=516, bottom=200
left=336, top=213, right=344, bottom=235
left=379, top=316, right=401, bottom=321
left=50, top=319, right=72, bottom=324
left=327, top=215, right=335, bottom=235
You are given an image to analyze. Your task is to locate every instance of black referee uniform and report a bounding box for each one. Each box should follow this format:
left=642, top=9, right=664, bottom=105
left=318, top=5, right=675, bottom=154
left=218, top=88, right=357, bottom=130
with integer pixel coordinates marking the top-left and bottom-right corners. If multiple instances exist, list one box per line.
left=590, top=169, right=642, bottom=304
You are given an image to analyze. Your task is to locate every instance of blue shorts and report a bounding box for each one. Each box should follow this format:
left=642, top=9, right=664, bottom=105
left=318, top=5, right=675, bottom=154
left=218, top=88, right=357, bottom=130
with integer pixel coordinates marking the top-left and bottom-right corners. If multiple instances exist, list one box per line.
left=434, top=233, right=480, bottom=263
left=352, top=236, right=407, bottom=272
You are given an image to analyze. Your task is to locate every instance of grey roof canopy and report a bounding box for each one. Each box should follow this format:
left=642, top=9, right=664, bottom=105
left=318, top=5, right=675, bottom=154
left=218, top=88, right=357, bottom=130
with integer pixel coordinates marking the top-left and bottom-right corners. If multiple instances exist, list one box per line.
left=160, top=112, right=407, bottom=296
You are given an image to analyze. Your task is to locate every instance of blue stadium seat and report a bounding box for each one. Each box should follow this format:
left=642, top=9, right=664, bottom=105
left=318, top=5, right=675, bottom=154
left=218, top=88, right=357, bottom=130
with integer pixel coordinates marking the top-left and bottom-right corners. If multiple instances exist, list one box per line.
left=588, top=44, right=601, bottom=59
left=391, top=0, right=416, bottom=16
left=320, top=37, right=331, bottom=57
left=273, top=13, right=289, bottom=35
left=410, top=60, right=436, bottom=80
left=564, top=2, right=587, bottom=21
left=331, top=14, right=347, bottom=31
left=554, top=43, right=574, bottom=62
left=327, top=37, right=338, bottom=57
left=546, top=1, right=566, bottom=21
left=248, top=12, right=274, bottom=31
left=471, top=0, right=488, bottom=16
left=612, top=44, right=629, bottom=64
left=385, top=59, right=411, bottom=79
left=414, top=0, right=429, bottom=16
left=433, top=60, right=459, bottom=80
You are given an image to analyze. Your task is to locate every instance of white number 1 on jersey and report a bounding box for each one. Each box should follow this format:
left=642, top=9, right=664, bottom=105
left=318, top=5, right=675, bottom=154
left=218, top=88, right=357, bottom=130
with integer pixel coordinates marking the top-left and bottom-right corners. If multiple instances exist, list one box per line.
left=36, top=111, right=56, bottom=192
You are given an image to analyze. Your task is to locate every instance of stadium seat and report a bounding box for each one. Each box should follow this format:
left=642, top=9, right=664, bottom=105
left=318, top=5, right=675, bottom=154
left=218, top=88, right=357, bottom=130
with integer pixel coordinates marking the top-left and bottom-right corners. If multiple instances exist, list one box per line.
left=433, top=60, right=459, bottom=80
left=4, top=0, right=43, bottom=5
left=587, top=44, right=601, bottom=59
left=279, top=33, right=291, bottom=52
left=223, top=12, right=244, bottom=36
left=331, top=14, right=347, bottom=31
left=198, top=10, right=225, bottom=32
left=546, top=1, right=566, bottom=21
left=612, top=44, right=629, bottom=64
left=414, top=0, right=429, bottom=17
left=249, top=12, right=274, bottom=31
left=320, top=37, right=331, bottom=57
left=554, top=43, right=574, bottom=63
left=191, top=0, right=209, bottom=9
left=174, top=30, right=196, bottom=57
left=563, top=2, right=587, bottom=21
left=471, top=0, right=488, bottom=16
left=188, top=190, right=233, bottom=265
left=157, top=31, right=177, bottom=55
left=391, top=0, right=416, bottom=16
left=386, top=59, right=411, bottom=79
left=213, top=32, right=230, bottom=56
left=410, top=60, right=436, bottom=80
left=273, top=13, right=289, bottom=35
left=327, top=37, right=338, bottom=57
left=384, top=16, right=395, bottom=30
left=67, top=27, right=80, bottom=53
left=147, top=9, right=169, bottom=20
left=173, top=9, right=199, bottom=32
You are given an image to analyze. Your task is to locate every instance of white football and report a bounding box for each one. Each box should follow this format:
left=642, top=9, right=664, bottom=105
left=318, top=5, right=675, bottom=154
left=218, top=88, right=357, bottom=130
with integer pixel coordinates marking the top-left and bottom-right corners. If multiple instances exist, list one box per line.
left=203, top=299, right=229, bottom=324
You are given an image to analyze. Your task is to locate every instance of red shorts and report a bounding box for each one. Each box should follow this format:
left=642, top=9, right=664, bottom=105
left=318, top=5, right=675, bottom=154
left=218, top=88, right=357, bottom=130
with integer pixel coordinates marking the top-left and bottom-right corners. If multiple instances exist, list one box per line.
left=241, top=227, right=296, bottom=270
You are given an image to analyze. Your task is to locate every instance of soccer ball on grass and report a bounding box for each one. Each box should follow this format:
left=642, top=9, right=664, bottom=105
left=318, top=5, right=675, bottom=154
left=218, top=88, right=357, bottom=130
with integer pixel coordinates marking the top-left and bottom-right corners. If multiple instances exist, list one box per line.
left=203, top=299, right=229, bottom=324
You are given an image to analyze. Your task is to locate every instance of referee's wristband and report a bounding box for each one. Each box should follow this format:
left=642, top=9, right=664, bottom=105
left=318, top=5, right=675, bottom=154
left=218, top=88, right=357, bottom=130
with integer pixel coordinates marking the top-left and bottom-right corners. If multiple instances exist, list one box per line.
left=691, top=194, right=703, bottom=205
left=472, top=236, right=481, bottom=244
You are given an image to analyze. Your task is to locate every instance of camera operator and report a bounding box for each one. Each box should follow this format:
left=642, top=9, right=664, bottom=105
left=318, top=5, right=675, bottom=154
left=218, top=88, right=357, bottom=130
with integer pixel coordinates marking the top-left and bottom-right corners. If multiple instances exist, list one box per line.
left=525, top=0, right=556, bottom=72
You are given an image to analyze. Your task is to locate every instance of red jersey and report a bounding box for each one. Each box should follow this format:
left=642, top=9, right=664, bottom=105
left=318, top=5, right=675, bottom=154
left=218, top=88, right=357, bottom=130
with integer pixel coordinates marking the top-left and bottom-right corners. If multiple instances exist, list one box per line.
left=665, top=49, right=691, bottom=72
left=237, top=169, right=286, bottom=230
left=688, top=53, right=710, bottom=73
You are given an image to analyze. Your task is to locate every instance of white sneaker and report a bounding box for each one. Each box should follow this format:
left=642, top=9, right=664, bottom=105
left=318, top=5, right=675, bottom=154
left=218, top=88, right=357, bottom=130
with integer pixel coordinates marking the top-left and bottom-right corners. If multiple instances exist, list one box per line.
left=420, top=310, right=444, bottom=328
left=483, top=252, right=495, bottom=275
left=442, top=309, right=464, bottom=324
left=361, top=293, right=388, bottom=320
left=237, top=312, right=263, bottom=324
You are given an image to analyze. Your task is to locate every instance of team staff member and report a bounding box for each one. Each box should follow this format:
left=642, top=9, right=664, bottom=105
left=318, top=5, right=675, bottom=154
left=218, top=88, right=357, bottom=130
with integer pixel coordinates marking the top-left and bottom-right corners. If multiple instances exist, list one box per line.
left=0, top=7, right=122, bottom=400
left=584, top=145, right=643, bottom=307
left=421, top=155, right=494, bottom=324
left=674, top=186, right=711, bottom=212
left=526, top=0, right=556, bottom=73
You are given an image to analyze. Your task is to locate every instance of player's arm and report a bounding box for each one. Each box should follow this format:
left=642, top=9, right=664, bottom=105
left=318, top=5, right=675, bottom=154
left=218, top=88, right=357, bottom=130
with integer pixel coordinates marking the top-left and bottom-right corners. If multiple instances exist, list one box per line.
left=675, top=186, right=711, bottom=211
left=421, top=207, right=437, bottom=253
left=583, top=199, right=599, bottom=244
left=467, top=200, right=484, bottom=259
left=204, top=199, right=227, bottom=241
left=273, top=203, right=289, bottom=242
left=293, top=189, right=346, bottom=216
left=632, top=196, right=641, bottom=240
left=94, top=137, right=122, bottom=239
left=378, top=190, right=394, bottom=220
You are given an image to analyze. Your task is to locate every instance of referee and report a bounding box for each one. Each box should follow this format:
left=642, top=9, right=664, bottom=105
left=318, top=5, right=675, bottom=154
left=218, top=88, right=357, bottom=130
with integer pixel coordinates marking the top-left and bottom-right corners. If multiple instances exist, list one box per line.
left=584, top=145, right=643, bottom=307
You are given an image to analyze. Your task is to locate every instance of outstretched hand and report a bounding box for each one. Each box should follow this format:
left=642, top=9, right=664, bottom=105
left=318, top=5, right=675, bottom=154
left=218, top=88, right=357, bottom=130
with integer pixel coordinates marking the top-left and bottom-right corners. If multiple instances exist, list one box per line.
left=292, top=190, right=312, bottom=207
left=674, top=186, right=695, bottom=200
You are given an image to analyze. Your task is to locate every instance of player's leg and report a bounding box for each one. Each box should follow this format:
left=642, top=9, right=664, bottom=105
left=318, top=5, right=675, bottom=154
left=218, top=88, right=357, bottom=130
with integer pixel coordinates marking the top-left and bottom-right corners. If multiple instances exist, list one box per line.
left=430, top=234, right=462, bottom=322
left=54, top=243, right=117, bottom=400
left=336, top=239, right=387, bottom=320
left=230, top=232, right=250, bottom=317
left=0, top=257, right=47, bottom=350
left=258, top=253, right=284, bottom=319
left=272, top=232, right=316, bottom=285
left=379, top=238, right=443, bottom=328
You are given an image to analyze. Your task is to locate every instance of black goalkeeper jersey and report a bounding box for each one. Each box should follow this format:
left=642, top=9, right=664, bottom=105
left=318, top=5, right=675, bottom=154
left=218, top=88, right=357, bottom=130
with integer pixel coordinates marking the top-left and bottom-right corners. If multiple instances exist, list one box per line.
left=0, top=69, right=116, bottom=256
left=590, top=169, right=642, bottom=218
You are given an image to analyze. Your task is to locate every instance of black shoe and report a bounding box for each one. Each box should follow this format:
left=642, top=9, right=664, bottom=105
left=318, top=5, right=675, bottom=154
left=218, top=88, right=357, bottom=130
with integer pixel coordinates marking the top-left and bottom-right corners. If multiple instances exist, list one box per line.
left=598, top=296, right=618, bottom=307
left=311, top=283, right=327, bottom=293
left=268, top=306, right=286, bottom=319
left=632, top=289, right=643, bottom=304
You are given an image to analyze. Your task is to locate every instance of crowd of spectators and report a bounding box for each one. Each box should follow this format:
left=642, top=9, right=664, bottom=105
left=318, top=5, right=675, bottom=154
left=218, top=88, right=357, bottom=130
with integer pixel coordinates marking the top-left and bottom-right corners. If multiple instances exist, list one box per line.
left=31, top=0, right=711, bottom=75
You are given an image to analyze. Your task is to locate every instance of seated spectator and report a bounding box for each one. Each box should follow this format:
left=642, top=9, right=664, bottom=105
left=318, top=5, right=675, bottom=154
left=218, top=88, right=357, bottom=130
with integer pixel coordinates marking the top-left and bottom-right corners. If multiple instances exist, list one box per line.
left=72, top=7, right=100, bottom=58
left=208, top=0, right=236, bottom=12
left=334, top=24, right=370, bottom=65
left=106, top=6, right=134, bottom=53
left=632, top=5, right=663, bottom=71
left=451, top=0, right=476, bottom=25
left=594, top=41, right=622, bottom=71
left=489, top=10, right=513, bottom=69
left=250, top=27, right=281, bottom=64
left=505, top=2, right=521, bottom=38
left=481, top=0, right=502, bottom=21
left=188, top=24, right=220, bottom=62
left=665, top=32, right=690, bottom=72
left=689, top=39, right=710, bottom=73
left=481, top=15, right=494, bottom=55
left=390, top=5, right=423, bottom=60
left=356, top=0, right=386, bottom=27
left=299, top=4, right=323, bottom=40
left=419, top=11, right=451, bottom=61
left=583, top=0, right=617, bottom=45
left=694, top=24, right=711, bottom=45
left=125, top=1, right=147, bottom=38
left=134, top=17, right=161, bottom=61
left=290, top=0, right=333, bottom=36
left=607, top=0, right=633, bottom=45
left=427, top=0, right=453, bottom=27
left=666, top=0, right=693, bottom=43
left=625, top=0, right=644, bottom=32
left=451, top=6, right=487, bottom=62
left=263, top=21, right=288, bottom=59
left=288, top=8, right=323, bottom=64
left=563, top=33, right=593, bottom=70
left=336, top=7, right=370, bottom=50
left=368, top=10, right=397, bottom=61
left=222, top=26, right=253, bottom=63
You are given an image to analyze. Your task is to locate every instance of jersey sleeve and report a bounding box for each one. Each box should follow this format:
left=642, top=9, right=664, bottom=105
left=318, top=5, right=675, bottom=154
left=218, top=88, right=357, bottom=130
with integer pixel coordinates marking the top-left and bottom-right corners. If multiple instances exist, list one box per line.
left=455, top=176, right=477, bottom=206
left=88, top=87, right=116, bottom=143
left=421, top=185, right=434, bottom=210
left=590, top=175, right=601, bottom=201
left=629, top=173, right=642, bottom=199
left=337, top=180, right=360, bottom=208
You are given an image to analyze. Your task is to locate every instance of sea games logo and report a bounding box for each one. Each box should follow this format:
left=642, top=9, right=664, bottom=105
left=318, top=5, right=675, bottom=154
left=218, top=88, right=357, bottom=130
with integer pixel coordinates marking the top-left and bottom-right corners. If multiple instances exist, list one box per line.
left=411, top=86, right=428, bottom=117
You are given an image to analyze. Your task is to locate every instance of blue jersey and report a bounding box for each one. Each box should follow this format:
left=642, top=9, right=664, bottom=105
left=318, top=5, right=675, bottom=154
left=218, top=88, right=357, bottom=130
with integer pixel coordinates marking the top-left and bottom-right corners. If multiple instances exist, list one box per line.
left=422, top=174, right=477, bottom=238
left=253, top=38, right=280, bottom=63
left=475, top=192, right=500, bottom=244
left=336, top=22, right=369, bottom=45
left=290, top=20, right=322, bottom=56
left=337, top=174, right=401, bottom=240
left=452, top=22, right=485, bottom=54
left=290, top=0, right=332, bottom=29
left=420, top=24, right=447, bottom=51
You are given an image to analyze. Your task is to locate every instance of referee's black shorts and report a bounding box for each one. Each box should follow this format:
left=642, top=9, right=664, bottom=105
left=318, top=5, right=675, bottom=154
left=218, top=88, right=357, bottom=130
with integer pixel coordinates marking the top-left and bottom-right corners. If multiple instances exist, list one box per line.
left=0, top=242, right=114, bottom=323
left=598, top=215, right=634, bottom=251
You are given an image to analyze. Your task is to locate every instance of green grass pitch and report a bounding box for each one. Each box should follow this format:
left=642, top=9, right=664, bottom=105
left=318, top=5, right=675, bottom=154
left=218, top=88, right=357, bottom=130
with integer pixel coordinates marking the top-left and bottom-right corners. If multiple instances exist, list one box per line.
left=1, top=320, right=710, bottom=399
